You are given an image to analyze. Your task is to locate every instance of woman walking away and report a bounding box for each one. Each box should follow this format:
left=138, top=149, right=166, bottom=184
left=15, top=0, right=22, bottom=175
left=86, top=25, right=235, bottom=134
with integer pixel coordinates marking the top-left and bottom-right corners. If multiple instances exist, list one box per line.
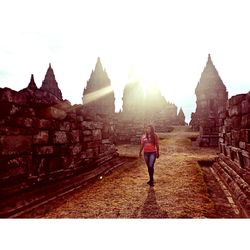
left=139, top=125, right=160, bottom=187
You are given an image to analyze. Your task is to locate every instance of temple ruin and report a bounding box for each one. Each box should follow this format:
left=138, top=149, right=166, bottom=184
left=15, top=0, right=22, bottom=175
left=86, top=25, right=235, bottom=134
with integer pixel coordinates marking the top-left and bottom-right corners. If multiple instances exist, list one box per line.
left=113, top=76, right=184, bottom=144
left=1, top=55, right=249, bottom=217
left=0, top=63, right=118, bottom=214
left=190, top=54, right=228, bottom=146
left=177, top=108, right=186, bottom=126
left=82, top=57, right=115, bottom=116
left=210, top=92, right=250, bottom=215
left=121, top=79, right=180, bottom=125
left=40, top=64, right=63, bottom=100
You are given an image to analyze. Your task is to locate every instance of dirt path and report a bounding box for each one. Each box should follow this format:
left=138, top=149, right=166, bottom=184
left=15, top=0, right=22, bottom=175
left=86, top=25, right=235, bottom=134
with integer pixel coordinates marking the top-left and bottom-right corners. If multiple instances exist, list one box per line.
left=22, top=126, right=220, bottom=218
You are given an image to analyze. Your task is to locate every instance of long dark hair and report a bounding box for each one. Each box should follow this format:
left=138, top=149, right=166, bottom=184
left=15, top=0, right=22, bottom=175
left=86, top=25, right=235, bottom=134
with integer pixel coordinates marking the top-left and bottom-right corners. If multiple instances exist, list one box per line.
left=146, top=125, right=156, bottom=145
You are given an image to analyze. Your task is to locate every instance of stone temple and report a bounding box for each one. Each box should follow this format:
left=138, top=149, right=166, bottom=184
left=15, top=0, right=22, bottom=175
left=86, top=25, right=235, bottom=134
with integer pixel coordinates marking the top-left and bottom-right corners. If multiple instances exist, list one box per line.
left=40, top=64, right=63, bottom=100
left=120, top=78, right=182, bottom=126
left=122, top=79, right=144, bottom=119
left=82, top=57, right=115, bottom=115
left=190, top=54, right=228, bottom=146
left=177, top=108, right=186, bottom=126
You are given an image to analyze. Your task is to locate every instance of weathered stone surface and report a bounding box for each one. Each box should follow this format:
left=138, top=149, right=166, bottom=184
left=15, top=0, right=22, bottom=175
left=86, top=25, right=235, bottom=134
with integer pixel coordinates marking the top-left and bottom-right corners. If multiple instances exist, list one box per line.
left=69, top=130, right=80, bottom=143
left=54, top=100, right=71, bottom=111
left=33, top=158, right=46, bottom=175
left=33, top=131, right=49, bottom=145
left=83, top=135, right=93, bottom=142
left=241, top=114, right=250, bottom=128
left=0, top=103, right=20, bottom=116
left=0, top=87, right=27, bottom=104
left=59, top=121, right=71, bottom=131
left=229, top=105, right=242, bottom=117
left=18, top=107, right=36, bottom=117
left=14, top=117, right=33, bottom=127
left=80, top=121, right=95, bottom=130
left=229, top=94, right=246, bottom=106
left=34, top=145, right=58, bottom=155
left=0, top=156, right=32, bottom=179
left=246, top=144, right=250, bottom=153
left=33, top=119, right=52, bottom=129
left=38, top=107, right=67, bottom=120
left=231, top=116, right=242, bottom=129
left=0, top=135, right=32, bottom=155
left=86, top=148, right=94, bottom=158
left=242, top=100, right=250, bottom=115
left=80, top=121, right=103, bottom=130
left=52, top=131, right=68, bottom=144
left=239, top=141, right=246, bottom=150
left=86, top=141, right=97, bottom=148
left=240, top=129, right=250, bottom=143
left=102, top=139, right=111, bottom=144
left=76, top=116, right=84, bottom=122
left=46, top=157, right=65, bottom=172
left=93, top=129, right=102, bottom=141
left=70, top=143, right=82, bottom=155
left=0, top=126, right=21, bottom=135
left=82, top=130, right=92, bottom=136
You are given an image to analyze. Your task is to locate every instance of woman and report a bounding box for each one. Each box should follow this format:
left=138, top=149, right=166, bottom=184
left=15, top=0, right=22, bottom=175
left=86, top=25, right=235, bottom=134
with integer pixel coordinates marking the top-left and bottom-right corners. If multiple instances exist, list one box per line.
left=139, top=125, right=160, bottom=186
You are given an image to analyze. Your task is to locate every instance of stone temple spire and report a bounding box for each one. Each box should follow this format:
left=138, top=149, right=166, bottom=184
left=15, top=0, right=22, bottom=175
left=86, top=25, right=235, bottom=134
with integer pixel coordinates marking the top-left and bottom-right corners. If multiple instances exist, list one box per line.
left=177, top=107, right=185, bottom=125
left=195, top=53, right=226, bottom=95
left=82, top=57, right=115, bottom=115
left=95, top=57, right=103, bottom=72
left=190, top=54, right=228, bottom=146
left=27, top=74, right=38, bottom=90
left=40, top=64, right=63, bottom=100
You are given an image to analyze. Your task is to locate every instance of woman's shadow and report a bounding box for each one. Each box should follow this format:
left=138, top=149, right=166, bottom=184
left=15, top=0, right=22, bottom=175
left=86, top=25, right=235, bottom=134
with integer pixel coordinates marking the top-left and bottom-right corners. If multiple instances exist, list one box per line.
left=139, top=187, right=168, bottom=218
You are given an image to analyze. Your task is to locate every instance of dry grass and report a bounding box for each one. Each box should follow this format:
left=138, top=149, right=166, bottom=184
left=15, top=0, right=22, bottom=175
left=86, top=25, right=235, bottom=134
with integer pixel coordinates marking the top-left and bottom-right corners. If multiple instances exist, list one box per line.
left=24, top=126, right=218, bottom=218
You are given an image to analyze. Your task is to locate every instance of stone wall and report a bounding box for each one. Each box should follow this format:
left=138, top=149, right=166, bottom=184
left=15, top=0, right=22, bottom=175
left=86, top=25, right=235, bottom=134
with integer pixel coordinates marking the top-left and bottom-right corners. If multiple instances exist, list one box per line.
left=114, top=119, right=144, bottom=145
left=197, top=114, right=221, bottom=147
left=213, top=92, right=250, bottom=215
left=218, top=93, right=250, bottom=168
left=0, top=87, right=118, bottom=199
left=114, top=116, right=174, bottom=145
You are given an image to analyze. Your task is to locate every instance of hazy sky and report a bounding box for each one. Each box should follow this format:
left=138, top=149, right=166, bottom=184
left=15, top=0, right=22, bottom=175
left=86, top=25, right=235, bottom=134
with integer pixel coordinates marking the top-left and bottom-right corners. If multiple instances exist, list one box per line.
left=0, top=0, right=250, bottom=122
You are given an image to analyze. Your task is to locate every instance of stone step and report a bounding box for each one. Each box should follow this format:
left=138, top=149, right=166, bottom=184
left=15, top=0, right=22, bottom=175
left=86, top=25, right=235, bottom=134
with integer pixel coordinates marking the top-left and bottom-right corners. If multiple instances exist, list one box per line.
left=211, top=158, right=250, bottom=217
left=201, top=166, right=242, bottom=218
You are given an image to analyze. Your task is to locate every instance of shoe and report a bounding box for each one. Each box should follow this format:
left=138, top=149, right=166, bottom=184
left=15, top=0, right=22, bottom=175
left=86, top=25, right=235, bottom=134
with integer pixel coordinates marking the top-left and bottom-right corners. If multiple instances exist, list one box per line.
left=147, top=180, right=154, bottom=186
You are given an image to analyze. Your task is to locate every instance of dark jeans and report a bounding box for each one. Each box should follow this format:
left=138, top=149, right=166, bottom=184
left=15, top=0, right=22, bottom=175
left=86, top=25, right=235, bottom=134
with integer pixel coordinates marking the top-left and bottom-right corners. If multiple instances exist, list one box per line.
left=144, top=152, right=157, bottom=183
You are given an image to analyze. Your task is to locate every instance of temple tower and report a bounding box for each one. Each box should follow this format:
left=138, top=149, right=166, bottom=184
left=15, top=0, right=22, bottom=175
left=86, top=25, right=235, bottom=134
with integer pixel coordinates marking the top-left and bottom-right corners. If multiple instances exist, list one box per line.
left=177, top=107, right=185, bottom=125
left=40, top=64, right=63, bottom=100
left=27, top=74, right=38, bottom=91
left=82, top=57, right=115, bottom=115
left=122, top=80, right=144, bottom=119
left=191, top=54, right=228, bottom=146
left=121, top=76, right=179, bottom=128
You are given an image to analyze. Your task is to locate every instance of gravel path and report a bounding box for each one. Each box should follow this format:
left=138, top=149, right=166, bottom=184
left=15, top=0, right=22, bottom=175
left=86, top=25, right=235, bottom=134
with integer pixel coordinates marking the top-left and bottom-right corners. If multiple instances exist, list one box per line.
left=22, top=126, right=219, bottom=218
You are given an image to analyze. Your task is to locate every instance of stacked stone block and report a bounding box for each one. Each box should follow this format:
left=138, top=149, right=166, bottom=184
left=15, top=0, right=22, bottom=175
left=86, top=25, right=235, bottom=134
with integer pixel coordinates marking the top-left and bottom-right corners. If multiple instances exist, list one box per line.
left=213, top=92, right=250, bottom=216
left=218, top=93, right=250, bottom=169
left=114, top=117, right=174, bottom=145
left=0, top=87, right=118, bottom=198
left=114, top=119, right=144, bottom=144
left=190, top=54, right=228, bottom=147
